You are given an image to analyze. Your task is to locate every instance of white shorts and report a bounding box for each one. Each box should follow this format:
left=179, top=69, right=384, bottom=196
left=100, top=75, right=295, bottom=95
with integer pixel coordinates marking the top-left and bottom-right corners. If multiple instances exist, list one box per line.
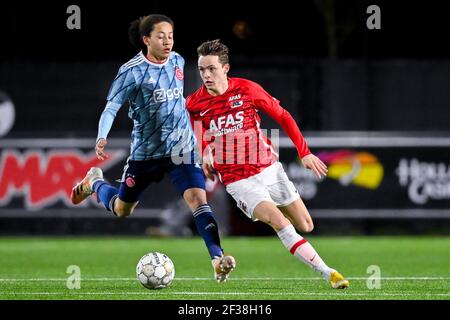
left=225, top=162, right=300, bottom=220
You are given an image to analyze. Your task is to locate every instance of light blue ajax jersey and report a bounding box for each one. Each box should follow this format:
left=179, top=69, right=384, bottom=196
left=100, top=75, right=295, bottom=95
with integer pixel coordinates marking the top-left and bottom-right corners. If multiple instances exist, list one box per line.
left=97, top=51, right=195, bottom=160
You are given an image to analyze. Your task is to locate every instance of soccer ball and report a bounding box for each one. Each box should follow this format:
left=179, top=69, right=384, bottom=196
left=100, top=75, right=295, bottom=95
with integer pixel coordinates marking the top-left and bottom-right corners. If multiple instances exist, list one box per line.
left=136, top=252, right=175, bottom=289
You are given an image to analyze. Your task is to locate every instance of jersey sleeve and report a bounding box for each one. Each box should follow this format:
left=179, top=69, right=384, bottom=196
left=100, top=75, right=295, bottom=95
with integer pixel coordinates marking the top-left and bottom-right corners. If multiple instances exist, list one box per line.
left=96, top=65, right=136, bottom=141
left=251, top=81, right=311, bottom=158
left=106, top=65, right=137, bottom=105
left=96, top=101, right=122, bottom=141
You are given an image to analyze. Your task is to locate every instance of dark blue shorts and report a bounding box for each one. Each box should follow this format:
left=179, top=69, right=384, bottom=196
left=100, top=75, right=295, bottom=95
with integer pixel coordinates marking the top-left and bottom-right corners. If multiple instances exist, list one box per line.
left=118, top=151, right=205, bottom=203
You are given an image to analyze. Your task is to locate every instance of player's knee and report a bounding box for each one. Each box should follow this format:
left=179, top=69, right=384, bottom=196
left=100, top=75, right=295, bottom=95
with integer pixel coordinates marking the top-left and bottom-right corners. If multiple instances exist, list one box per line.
left=184, top=190, right=207, bottom=209
left=268, top=214, right=291, bottom=231
left=304, top=222, right=314, bottom=233
left=298, top=220, right=314, bottom=233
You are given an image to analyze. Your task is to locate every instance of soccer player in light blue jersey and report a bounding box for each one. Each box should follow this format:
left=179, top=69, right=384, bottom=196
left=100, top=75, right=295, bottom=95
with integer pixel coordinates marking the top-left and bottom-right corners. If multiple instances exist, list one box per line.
left=70, top=14, right=235, bottom=282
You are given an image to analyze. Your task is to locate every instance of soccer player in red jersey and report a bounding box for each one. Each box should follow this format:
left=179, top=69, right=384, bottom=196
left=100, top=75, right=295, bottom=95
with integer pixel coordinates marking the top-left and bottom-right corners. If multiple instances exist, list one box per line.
left=187, top=39, right=349, bottom=289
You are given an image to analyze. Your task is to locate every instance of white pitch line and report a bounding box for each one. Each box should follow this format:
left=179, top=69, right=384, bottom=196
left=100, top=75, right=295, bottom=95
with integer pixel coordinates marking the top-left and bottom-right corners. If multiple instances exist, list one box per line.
left=0, top=276, right=449, bottom=281
left=1, top=292, right=449, bottom=297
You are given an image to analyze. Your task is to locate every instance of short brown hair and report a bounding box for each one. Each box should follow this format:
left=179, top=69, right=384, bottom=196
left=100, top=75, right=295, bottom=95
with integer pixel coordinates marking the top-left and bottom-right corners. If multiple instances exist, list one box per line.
left=197, top=39, right=229, bottom=65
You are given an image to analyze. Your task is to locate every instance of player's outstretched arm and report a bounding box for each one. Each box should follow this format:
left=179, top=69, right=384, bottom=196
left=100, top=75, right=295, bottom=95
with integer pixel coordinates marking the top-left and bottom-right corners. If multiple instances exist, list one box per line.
left=253, top=81, right=327, bottom=179
left=95, top=101, right=123, bottom=161
left=301, top=153, right=328, bottom=179
left=254, top=85, right=310, bottom=159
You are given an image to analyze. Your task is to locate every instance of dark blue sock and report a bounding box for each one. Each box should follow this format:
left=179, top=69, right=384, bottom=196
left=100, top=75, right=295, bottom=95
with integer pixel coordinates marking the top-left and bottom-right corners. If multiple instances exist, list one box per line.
left=193, top=204, right=223, bottom=259
left=92, top=181, right=119, bottom=213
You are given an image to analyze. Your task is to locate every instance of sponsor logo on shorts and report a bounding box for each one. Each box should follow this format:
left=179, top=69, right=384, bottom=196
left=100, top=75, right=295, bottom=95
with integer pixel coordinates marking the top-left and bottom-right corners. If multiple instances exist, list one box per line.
left=237, top=200, right=248, bottom=213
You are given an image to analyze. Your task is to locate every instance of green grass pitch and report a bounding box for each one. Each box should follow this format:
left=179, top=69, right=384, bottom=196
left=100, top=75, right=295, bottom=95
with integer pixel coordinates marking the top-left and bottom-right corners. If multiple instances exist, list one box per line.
left=0, top=236, right=449, bottom=300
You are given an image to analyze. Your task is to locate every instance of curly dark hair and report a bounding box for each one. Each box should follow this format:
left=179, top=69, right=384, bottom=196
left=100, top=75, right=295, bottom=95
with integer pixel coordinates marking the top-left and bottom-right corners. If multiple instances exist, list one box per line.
left=128, top=14, right=174, bottom=54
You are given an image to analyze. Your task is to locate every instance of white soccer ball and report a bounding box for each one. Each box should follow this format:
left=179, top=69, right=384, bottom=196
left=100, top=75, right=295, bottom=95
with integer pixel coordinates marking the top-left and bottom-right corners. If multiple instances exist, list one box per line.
left=136, top=252, right=175, bottom=289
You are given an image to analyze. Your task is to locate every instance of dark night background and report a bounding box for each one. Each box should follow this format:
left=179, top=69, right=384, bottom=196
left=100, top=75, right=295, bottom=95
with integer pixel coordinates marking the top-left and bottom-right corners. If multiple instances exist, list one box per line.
left=1, top=0, right=448, bottom=61
left=0, top=0, right=449, bottom=135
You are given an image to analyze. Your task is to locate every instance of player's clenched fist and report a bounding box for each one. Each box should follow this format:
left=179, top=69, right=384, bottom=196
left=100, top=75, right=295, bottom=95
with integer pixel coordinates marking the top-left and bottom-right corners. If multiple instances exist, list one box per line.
left=95, top=138, right=108, bottom=160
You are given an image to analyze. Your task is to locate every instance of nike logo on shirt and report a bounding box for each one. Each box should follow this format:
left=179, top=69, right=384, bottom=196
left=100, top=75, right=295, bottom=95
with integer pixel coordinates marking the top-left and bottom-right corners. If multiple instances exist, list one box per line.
left=200, top=109, right=211, bottom=116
